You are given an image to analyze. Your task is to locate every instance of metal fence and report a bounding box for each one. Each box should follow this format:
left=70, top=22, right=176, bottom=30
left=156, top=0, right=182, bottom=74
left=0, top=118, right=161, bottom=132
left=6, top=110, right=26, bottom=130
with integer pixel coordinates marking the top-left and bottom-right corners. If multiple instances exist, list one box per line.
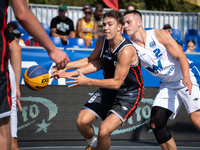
left=7, top=4, right=200, bottom=40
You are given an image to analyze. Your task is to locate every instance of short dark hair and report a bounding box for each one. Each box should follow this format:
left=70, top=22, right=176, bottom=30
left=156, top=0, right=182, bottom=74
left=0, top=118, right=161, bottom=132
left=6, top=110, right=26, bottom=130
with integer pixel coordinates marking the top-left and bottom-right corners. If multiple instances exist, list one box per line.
left=103, top=9, right=124, bottom=25
left=124, top=10, right=142, bottom=20
left=187, top=39, right=195, bottom=45
left=7, top=22, right=18, bottom=31
left=95, top=4, right=103, bottom=12
left=163, top=24, right=172, bottom=29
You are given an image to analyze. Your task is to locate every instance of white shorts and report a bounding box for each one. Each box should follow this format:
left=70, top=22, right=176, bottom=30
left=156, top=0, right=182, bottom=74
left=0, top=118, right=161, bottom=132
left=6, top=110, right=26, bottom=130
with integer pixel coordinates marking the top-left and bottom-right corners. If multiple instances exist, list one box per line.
left=153, top=76, right=200, bottom=120
left=9, top=62, right=18, bottom=138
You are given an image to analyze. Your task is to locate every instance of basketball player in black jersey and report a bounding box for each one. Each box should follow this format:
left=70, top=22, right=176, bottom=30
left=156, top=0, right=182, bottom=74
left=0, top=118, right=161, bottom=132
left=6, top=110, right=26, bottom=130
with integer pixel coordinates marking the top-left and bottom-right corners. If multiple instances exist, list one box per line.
left=1, top=0, right=69, bottom=149
left=51, top=10, right=144, bottom=150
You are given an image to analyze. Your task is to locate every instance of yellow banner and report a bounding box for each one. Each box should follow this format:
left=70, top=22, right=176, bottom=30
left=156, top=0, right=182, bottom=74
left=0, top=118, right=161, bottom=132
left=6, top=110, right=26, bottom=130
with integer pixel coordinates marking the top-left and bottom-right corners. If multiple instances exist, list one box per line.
left=184, top=0, right=200, bottom=6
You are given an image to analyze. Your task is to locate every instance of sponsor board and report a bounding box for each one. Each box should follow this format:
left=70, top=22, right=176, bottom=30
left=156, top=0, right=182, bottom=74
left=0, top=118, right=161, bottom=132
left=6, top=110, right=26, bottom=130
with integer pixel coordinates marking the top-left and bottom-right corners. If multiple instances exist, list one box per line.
left=18, top=86, right=200, bottom=141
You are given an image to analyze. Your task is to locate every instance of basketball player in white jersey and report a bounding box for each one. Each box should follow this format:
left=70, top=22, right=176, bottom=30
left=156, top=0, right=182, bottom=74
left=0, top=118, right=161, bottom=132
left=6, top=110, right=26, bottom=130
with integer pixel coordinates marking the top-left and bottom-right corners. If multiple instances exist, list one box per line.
left=51, top=10, right=144, bottom=150
left=124, top=10, right=200, bottom=150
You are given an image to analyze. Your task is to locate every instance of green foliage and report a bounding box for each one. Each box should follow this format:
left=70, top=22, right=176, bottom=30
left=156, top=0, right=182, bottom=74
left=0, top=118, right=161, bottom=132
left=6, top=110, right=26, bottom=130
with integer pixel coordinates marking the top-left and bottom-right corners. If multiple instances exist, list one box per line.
left=29, top=0, right=105, bottom=7
left=29, top=0, right=200, bottom=12
left=119, top=0, right=146, bottom=10
left=143, top=0, right=200, bottom=12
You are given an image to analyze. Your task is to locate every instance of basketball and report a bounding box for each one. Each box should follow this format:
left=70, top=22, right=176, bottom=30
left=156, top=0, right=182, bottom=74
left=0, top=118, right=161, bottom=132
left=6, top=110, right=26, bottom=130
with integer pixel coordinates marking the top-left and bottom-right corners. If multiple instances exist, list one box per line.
left=24, top=65, right=50, bottom=91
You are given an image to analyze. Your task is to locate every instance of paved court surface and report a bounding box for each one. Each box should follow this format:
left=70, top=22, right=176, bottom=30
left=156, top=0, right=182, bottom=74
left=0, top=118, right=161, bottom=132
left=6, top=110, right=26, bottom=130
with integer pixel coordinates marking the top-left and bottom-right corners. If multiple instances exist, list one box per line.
left=18, top=140, right=200, bottom=150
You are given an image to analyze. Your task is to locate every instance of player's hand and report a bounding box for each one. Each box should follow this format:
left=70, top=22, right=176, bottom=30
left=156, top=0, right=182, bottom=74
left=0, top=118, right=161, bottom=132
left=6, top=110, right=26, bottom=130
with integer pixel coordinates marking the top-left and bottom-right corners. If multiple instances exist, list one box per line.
left=67, top=69, right=88, bottom=88
left=182, top=77, right=193, bottom=95
left=51, top=70, right=66, bottom=81
left=50, top=66, right=67, bottom=81
left=51, top=65, right=67, bottom=74
left=51, top=70, right=75, bottom=81
left=48, top=48, right=69, bottom=70
left=16, top=88, right=22, bottom=111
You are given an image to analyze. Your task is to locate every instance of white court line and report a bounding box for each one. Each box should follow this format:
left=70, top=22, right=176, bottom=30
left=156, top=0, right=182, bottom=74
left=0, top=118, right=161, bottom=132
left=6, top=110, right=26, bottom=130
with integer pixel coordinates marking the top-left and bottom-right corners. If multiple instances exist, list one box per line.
left=20, top=146, right=200, bottom=149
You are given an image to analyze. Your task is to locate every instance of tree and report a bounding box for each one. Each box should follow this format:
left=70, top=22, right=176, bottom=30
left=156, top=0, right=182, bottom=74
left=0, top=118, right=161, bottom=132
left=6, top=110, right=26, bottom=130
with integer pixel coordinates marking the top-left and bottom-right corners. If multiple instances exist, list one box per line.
left=143, top=0, right=200, bottom=12
left=29, top=0, right=200, bottom=12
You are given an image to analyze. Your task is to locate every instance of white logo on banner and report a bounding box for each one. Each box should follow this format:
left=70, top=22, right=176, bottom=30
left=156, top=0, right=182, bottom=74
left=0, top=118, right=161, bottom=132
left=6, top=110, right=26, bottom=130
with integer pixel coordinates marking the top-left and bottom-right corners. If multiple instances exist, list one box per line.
left=18, top=97, right=58, bottom=133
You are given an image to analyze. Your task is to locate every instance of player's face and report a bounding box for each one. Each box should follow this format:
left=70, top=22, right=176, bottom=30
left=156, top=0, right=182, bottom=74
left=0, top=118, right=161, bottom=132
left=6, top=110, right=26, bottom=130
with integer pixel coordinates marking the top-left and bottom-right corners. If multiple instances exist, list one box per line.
left=103, top=17, right=121, bottom=40
left=124, top=14, right=139, bottom=36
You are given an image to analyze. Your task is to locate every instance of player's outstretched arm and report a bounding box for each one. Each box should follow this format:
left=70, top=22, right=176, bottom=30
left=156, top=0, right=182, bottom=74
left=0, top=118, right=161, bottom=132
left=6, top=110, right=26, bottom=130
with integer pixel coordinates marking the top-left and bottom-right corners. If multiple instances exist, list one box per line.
left=67, top=46, right=135, bottom=89
left=51, top=37, right=104, bottom=80
left=10, top=0, right=69, bottom=69
left=9, top=40, right=22, bottom=110
left=51, top=59, right=102, bottom=81
left=155, top=29, right=192, bottom=94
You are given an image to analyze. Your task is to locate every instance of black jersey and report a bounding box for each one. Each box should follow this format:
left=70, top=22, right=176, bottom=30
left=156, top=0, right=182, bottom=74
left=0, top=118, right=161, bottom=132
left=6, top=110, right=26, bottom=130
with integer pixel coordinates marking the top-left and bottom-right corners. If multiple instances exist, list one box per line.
left=0, top=0, right=12, bottom=117
left=50, top=16, right=75, bottom=36
left=100, top=37, right=144, bottom=95
left=0, top=0, right=9, bottom=73
left=50, top=16, right=75, bottom=45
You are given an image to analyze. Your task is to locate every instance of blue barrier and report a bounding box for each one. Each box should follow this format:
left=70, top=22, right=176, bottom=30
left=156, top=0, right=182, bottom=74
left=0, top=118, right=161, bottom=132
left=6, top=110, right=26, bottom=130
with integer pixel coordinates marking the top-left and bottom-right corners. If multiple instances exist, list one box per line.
left=20, top=47, right=200, bottom=87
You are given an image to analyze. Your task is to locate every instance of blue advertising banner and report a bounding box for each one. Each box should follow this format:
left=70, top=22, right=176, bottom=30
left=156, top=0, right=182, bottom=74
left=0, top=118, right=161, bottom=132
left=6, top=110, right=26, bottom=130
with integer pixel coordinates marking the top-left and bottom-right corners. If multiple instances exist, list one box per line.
left=21, top=47, right=200, bottom=87
left=21, top=48, right=103, bottom=86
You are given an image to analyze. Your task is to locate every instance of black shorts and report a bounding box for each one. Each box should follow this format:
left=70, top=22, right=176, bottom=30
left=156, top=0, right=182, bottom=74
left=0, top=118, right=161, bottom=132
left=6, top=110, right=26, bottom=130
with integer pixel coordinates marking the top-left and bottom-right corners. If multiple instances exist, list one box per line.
left=0, top=72, right=12, bottom=118
left=83, top=88, right=143, bottom=122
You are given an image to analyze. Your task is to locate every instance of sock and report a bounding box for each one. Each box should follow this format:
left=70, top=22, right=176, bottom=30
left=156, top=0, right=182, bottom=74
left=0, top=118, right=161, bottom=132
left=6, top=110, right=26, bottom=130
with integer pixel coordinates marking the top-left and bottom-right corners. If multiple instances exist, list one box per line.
left=86, top=136, right=97, bottom=148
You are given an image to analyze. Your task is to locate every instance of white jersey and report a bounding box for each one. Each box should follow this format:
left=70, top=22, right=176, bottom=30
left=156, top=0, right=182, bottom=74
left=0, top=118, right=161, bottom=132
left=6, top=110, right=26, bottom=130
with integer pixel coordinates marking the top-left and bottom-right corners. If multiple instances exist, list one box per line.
left=132, top=29, right=194, bottom=83
left=131, top=30, right=200, bottom=119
